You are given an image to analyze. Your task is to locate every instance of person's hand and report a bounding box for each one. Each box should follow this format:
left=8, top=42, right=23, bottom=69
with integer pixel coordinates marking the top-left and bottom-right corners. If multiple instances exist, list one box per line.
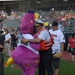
left=21, top=37, right=28, bottom=44
left=0, top=44, right=3, bottom=48
left=45, top=41, right=49, bottom=44
left=45, top=41, right=52, bottom=47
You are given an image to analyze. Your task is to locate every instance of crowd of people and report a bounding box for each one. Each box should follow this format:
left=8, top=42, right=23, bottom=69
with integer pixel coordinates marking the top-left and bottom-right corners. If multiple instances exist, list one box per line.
left=0, top=26, right=20, bottom=75
left=0, top=9, right=75, bottom=21
left=0, top=9, right=75, bottom=75
left=0, top=9, right=75, bottom=32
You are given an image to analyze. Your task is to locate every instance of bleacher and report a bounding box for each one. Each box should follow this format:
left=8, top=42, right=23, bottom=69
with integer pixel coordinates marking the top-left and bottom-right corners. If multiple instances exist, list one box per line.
left=3, top=19, right=20, bottom=28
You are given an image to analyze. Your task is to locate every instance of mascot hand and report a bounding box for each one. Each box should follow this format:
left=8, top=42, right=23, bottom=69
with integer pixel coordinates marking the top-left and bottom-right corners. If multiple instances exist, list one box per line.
left=5, top=57, right=13, bottom=67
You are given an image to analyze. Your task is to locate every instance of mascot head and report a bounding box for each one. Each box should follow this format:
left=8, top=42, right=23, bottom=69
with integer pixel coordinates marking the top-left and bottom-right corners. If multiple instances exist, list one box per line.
left=20, top=9, right=39, bottom=35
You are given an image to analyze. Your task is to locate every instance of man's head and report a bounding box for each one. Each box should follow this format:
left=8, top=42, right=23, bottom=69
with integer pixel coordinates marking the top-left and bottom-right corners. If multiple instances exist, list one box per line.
left=34, top=20, right=44, bottom=32
left=51, top=21, right=58, bottom=30
left=5, top=29, right=9, bottom=34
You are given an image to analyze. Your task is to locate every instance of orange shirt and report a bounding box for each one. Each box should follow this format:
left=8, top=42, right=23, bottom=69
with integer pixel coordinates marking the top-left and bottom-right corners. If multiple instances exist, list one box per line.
left=68, top=37, right=75, bottom=48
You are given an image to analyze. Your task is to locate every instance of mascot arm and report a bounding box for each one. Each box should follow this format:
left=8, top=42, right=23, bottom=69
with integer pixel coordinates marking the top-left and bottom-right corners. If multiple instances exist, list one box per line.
left=30, top=43, right=40, bottom=50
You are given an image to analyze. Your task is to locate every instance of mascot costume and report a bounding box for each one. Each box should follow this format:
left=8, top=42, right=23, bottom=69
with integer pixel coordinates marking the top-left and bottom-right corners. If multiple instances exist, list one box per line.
left=5, top=10, right=40, bottom=75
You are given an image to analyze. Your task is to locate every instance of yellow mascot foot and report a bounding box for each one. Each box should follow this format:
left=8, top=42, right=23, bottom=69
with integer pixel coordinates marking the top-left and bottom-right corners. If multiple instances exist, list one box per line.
left=5, top=57, right=13, bottom=67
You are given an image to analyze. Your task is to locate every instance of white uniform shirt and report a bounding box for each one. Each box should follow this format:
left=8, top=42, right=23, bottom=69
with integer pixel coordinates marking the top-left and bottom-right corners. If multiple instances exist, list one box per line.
left=49, top=29, right=65, bottom=54
left=38, top=30, right=50, bottom=41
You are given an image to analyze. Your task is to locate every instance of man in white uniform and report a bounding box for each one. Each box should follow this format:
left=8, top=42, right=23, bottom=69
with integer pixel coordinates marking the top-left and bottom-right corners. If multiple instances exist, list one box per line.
left=49, top=21, right=65, bottom=75
left=4, top=29, right=11, bottom=56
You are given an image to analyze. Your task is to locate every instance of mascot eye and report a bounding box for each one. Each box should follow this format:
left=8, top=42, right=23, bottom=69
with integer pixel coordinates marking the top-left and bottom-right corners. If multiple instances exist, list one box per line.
left=30, top=20, right=33, bottom=23
left=28, top=29, right=30, bottom=31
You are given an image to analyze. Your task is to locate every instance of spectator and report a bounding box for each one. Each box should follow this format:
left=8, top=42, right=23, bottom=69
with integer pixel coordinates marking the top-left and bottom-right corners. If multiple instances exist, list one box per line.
left=68, top=35, right=75, bottom=63
left=49, top=21, right=65, bottom=75
left=4, top=29, right=11, bottom=56
left=17, top=31, right=22, bottom=46
left=11, top=30, right=17, bottom=50
left=0, top=30, right=5, bottom=75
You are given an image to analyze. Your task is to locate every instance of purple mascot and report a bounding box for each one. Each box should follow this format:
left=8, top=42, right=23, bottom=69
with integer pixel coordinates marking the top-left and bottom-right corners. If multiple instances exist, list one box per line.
left=5, top=10, right=40, bottom=75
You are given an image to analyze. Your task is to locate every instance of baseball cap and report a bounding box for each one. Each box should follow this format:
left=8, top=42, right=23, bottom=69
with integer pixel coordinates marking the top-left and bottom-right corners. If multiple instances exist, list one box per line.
left=52, top=21, right=58, bottom=26
left=34, top=20, right=44, bottom=26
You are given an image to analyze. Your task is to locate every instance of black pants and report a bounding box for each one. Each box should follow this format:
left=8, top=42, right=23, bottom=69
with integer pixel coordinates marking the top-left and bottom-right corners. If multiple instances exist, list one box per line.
left=0, top=51, right=4, bottom=75
left=38, top=48, right=53, bottom=75
left=11, top=42, right=17, bottom=50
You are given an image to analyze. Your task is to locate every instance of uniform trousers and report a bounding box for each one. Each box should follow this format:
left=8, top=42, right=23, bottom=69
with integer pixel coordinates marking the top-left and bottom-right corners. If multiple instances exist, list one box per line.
left=38, top=48, right=53, bottom=75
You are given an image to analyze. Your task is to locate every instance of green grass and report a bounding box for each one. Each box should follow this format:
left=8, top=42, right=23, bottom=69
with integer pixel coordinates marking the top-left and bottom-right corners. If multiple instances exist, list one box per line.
left=4, top=54, right=22, bottom=75
left=59, top=60, right=75, bottom=75
left=4, top=67, right=22, bottom=75
left=4, top=54, right=75, bottom=75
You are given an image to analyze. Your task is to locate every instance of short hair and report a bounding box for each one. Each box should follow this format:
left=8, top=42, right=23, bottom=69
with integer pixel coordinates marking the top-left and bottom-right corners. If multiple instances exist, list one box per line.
left=5, top=29, right=9, bottom=33
left=52, top=21, right=58, bottom=26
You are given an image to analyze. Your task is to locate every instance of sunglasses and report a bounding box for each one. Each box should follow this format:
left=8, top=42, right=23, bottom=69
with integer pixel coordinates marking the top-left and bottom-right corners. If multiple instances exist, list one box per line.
left=34, top=25, right=39, bottom=27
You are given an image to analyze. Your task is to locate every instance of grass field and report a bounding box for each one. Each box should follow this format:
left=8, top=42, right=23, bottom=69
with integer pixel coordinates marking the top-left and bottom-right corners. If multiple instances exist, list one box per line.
left=4, top=55, right=75, bottom=75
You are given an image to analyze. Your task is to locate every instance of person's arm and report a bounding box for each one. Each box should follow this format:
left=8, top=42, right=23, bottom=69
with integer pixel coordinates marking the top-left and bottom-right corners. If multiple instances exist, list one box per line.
left=67, top=43, right=70, bottom=50
left=0, top=44, right=3, bottom=48
left=59, top=31, right=65, bottom=53
left=61, top=42, right=64, bottom=53
left=4, top=37, right=11, bottom=43
left=21, top=37, right=42, bottom=44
